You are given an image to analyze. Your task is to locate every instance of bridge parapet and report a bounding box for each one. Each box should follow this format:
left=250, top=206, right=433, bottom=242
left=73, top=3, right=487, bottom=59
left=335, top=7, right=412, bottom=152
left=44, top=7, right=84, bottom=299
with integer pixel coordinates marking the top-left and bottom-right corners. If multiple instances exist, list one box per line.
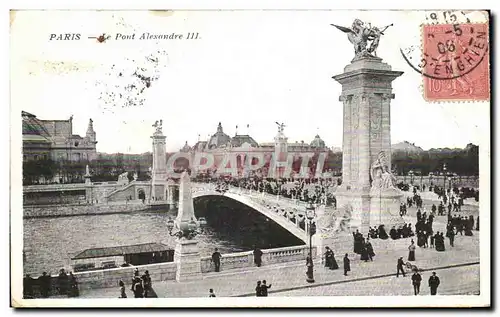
left=200, top=244, right=316, bottom=273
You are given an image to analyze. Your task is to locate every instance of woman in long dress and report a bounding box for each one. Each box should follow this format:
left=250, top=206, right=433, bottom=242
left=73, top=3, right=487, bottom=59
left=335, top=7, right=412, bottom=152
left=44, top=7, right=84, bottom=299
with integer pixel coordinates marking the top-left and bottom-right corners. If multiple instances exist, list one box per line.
left=366, top=239, right=375, bottom=261
left=408, top=240, right=416, bottom=261
left=324, top=247, right=332, bottom=268
left=360, top=239, right=370, bottom=262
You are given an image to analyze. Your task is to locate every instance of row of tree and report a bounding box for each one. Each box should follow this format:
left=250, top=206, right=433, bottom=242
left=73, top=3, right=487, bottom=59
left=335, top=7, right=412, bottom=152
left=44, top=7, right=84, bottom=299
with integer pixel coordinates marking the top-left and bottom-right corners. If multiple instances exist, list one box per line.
left=22, top=146, right=479, bottom=185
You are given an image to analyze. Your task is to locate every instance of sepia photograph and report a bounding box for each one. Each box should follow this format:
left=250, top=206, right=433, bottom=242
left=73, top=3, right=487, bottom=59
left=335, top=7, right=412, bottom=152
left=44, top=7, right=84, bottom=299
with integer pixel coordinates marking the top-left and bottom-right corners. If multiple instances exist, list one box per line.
left=9, top=7, right=491, bottom=308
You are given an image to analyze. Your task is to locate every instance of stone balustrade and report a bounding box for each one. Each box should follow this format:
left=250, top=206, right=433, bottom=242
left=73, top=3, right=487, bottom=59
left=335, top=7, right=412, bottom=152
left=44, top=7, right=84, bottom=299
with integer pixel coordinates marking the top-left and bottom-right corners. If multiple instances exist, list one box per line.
left=76, top=261, right=177, bottom=290
left=200, top=244, right=316, bottom=273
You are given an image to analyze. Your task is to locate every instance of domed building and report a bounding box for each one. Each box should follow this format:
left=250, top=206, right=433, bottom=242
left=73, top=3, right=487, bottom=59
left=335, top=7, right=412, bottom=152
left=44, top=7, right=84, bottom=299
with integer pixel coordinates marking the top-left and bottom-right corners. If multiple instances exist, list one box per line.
left=207, top=122, right=232, bottom=149
left=310, top=134, right=326, bottom=149
left=180, top=141, right=192, bottom=153
left=22, top=111, right=98, bottom=162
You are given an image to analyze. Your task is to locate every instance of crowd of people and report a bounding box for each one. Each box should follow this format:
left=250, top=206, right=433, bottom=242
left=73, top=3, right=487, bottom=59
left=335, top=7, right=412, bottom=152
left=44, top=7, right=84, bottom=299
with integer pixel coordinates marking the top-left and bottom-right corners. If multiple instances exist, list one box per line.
left=194, top=174, right=338, bottom=207
left=119, top=268, right=155, bottom=298
left=389, top=223, right=415, bottom=240
left=23, top=269, right=79, bottom=299
left=352, top=230, right=376, bottom=262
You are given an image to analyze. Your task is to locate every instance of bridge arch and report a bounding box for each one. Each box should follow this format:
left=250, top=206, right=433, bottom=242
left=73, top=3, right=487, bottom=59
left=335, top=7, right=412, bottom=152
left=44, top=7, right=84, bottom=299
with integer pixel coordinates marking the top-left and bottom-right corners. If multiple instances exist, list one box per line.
left=192, top=190, right=307, bottom=242
left=137, top=188, right=146, bottom=200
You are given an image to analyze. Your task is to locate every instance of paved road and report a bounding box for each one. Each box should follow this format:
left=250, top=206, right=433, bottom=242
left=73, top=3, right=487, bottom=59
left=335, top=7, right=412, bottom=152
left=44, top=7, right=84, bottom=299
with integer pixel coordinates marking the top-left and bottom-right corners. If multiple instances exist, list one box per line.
left=276, top=264, right=480, bottom=296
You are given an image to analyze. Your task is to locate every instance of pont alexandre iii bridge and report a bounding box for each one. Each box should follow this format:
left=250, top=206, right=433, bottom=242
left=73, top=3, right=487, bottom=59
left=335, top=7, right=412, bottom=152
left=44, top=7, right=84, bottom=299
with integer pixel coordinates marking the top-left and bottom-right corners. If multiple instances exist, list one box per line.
left=23, top=181, right=339, bottom=244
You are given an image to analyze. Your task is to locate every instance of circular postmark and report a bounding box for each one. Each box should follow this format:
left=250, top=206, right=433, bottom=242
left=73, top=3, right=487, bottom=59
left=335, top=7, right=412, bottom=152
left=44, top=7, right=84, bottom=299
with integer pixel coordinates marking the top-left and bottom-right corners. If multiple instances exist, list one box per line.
left=400, top=11, right=489, bottom=80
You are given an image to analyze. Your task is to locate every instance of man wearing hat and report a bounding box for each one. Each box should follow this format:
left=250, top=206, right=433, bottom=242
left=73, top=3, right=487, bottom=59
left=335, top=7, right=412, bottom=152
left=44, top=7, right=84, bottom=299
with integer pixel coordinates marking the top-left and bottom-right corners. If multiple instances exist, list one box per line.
left=396, top=257, right=406, bottom=277
left=428, top=272, right=440, bottom=295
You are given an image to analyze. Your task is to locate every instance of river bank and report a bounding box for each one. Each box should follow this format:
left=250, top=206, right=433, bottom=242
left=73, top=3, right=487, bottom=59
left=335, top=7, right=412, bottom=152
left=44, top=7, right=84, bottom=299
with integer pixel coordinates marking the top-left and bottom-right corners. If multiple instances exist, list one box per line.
left=22, top=202, right=160, bottom=219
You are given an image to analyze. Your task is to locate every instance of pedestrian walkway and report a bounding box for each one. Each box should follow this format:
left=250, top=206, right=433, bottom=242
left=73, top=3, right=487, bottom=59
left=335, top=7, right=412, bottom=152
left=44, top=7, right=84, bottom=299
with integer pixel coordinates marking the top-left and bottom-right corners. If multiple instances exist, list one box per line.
left=79, top=230, right=479, bottom=298
left=278, top=263, right=479, bottom=296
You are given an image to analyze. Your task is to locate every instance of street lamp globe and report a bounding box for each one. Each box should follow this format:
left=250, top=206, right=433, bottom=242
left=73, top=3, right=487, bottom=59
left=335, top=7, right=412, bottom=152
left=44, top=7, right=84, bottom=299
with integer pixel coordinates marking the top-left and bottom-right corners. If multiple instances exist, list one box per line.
left=188, top=218, right=198, bottom=232
left=166, top=217, right=175, bottom=233
left=306, top=203, right=316, bottom=220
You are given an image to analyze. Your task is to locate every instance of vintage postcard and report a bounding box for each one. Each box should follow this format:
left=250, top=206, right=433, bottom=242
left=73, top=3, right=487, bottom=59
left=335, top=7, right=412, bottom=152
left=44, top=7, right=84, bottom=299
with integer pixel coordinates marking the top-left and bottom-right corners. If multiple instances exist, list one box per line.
left=10, top=9, right=491, bottom=308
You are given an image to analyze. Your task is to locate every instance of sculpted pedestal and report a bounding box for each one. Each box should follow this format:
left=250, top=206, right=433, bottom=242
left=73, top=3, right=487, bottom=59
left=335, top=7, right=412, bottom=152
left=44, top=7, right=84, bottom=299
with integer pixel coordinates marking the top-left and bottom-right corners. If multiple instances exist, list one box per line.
left=333, top=56, right=404, bottom=233
left=174, top=239, right=202, bottom=282
left=369, top=187, right=405, bottom=228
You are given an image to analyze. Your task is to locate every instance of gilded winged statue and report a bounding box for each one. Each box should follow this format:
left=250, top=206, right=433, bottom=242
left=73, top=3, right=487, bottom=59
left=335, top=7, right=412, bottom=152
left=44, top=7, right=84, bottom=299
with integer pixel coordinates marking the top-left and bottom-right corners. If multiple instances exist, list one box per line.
left=331, top=19, right=393, bottom=60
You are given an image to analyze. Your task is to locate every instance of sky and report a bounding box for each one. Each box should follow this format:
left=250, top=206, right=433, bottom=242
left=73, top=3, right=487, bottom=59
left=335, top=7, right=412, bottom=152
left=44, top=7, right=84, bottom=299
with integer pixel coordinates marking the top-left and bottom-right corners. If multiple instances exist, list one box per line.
left=10, top=10, right=490, bottom=153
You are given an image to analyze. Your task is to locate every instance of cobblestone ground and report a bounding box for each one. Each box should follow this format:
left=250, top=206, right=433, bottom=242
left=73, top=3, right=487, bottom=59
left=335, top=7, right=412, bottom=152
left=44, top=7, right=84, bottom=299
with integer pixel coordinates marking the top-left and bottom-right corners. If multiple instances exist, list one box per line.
left=277, top=264, right=479, bottom=296
left=78, top=195, right=481, bottom=298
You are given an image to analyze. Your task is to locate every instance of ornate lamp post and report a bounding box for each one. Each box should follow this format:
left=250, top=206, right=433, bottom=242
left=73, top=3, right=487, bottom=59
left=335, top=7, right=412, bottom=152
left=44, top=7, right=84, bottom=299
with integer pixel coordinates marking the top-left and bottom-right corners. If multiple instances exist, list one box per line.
left=166, top=171, right=207, bottom=281
left=305, top=202, right=316, bottom=283
left=443, top=163, right=447, bottom=192
left=429, top=172, right=434, bottom=188
left=166, top=216, right=201, bottom=240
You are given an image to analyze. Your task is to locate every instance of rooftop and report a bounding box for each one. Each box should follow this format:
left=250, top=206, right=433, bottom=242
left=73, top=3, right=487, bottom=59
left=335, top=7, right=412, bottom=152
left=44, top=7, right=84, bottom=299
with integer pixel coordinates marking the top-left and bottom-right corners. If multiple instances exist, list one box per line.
left=71, top=242, right=172, bottom=260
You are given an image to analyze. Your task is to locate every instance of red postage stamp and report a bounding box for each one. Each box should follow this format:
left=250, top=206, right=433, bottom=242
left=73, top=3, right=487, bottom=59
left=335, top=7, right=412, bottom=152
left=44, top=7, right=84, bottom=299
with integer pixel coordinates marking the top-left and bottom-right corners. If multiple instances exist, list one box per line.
left=422, top=23, right=490, bottom=101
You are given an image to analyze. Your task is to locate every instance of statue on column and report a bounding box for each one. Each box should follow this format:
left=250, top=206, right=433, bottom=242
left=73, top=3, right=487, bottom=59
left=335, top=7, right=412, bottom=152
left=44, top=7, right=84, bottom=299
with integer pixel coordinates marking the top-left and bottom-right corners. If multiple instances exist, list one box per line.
left=152, top=119, right=163, bottom=135
left=275, top=122, right=286, bottom=133
left=370, top=151, right=397, bottom=190
left=331, top=19, right=393, bottom=60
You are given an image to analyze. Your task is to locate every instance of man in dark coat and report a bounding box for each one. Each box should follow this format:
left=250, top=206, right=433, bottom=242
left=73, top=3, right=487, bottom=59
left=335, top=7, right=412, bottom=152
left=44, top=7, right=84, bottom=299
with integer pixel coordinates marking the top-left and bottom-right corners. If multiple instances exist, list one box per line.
left=23, top=274, right=35, bottom=299
left=448, top=227, right=455, bottom=247
left=378, top=225, right=389, bottom=240
left=38, top=272, right=51, bottom=298
left=390, top=226, right=398, bottom=240
left=428, top=272, right=440, bottom=295
left=396, top=257, right=406, bottom=277
left=411, top=271, right=422, bottom=295
left=68, top=272, right=79, bottom=297
left=141, top=270, right=152, bottom=297
left=253, top=247, right=263, bottom=267
left=343, top=253, right=351, bottom=276
left=132, top=277, right=144, bottom=298
left=255, top=281, right=262, bottom=296
left=260, top=280, right=272, bottom=297
left=211, top=248, right=222, bottom=272
left=57, top=269, right=69, bottom=296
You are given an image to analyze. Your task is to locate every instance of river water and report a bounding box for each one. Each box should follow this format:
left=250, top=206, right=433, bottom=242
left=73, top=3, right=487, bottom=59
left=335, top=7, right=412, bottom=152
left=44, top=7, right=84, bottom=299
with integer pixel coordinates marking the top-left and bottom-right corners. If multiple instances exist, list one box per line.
left=23, top=196, right=304, bottom=275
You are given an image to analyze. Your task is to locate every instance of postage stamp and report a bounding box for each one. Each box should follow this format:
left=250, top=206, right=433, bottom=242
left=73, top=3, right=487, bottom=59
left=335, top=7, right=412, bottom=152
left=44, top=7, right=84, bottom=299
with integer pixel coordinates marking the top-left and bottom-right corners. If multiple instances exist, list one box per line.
left=422, top=23, right=490, bottom=101
left=9, top=8, right=490, bottom=309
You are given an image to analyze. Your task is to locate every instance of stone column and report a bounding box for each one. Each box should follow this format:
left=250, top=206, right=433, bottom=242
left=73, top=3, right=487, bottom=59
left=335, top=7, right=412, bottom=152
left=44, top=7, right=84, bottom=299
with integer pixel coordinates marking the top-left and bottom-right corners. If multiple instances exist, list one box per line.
left=381, top=93, right=395, bottom=172
left=174, top=171, right=202, bottom=282
left=358, top=92, right=371, bottom=190
left=333, top=57, right=404, bottom=232
left=340, top=94, right=351, bottom=187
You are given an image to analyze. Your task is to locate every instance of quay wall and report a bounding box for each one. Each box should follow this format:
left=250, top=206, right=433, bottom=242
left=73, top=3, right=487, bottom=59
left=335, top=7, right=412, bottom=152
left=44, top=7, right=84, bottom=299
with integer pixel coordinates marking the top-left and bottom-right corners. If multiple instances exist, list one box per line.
left=23, top=202, right=152, bottom=219
left=25, top=245, right=316, bottom=295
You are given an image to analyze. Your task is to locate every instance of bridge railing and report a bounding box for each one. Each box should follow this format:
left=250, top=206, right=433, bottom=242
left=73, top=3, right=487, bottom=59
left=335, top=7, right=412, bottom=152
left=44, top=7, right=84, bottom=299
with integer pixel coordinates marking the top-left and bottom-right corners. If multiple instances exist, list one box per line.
left=200, top=244, right=316, bottom=273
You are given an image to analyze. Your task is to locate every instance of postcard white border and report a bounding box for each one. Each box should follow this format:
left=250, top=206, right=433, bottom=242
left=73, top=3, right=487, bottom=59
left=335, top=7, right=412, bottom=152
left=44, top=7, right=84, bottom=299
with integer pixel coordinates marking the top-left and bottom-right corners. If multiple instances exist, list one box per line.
left=5, top=0, right=494, bottom=312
